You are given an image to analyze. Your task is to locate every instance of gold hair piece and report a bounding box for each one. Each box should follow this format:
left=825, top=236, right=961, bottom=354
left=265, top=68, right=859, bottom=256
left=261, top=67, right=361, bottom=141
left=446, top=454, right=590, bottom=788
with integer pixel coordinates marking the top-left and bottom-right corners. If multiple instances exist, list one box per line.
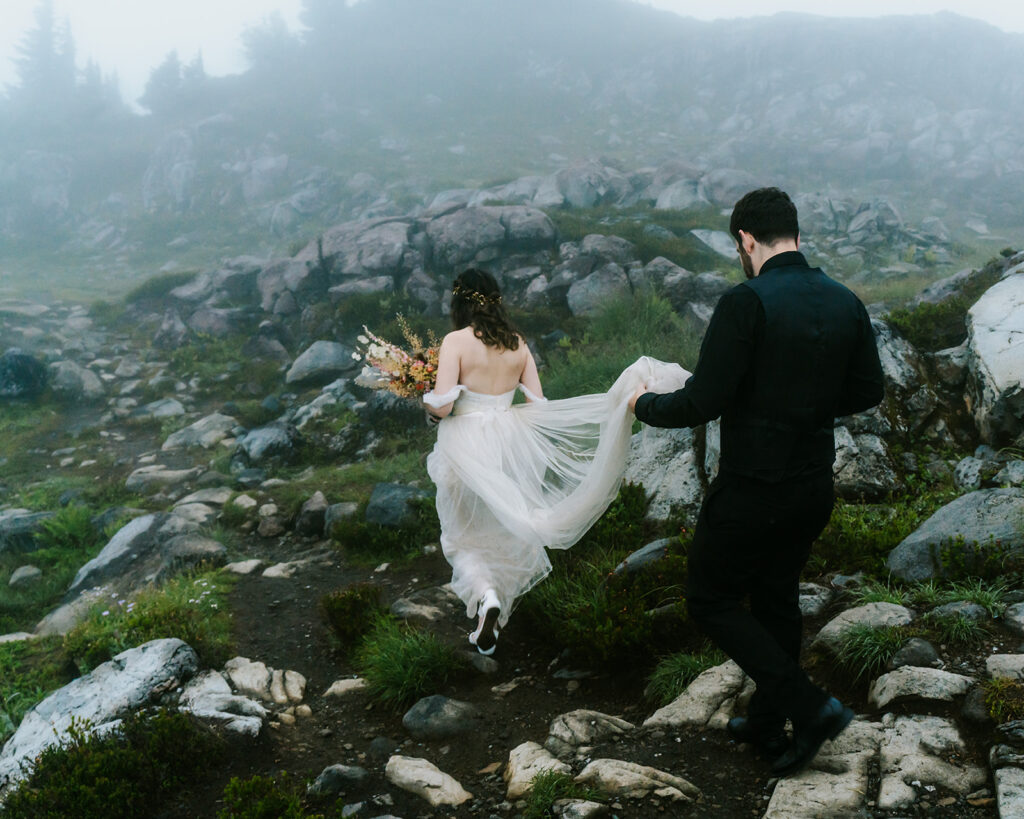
left=452, top=283, right=501, bottom=306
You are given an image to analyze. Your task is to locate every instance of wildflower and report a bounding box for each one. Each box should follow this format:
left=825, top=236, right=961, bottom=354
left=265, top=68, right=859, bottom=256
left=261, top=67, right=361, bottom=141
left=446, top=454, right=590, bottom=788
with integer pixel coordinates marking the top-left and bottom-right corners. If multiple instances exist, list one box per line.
left=101, top=610, right=110, bottom=616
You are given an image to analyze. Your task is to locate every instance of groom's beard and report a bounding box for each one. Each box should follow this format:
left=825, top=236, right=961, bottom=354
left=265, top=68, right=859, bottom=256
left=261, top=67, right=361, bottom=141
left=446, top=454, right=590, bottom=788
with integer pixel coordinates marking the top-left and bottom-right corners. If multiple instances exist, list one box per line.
left=738, top=245, right=755, bottom=279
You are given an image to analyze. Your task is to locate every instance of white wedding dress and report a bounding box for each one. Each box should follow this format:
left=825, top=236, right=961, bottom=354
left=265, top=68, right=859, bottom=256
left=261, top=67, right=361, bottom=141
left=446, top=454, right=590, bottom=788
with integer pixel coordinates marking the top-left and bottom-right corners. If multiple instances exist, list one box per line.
left=422, top=356, right=691, bottom=626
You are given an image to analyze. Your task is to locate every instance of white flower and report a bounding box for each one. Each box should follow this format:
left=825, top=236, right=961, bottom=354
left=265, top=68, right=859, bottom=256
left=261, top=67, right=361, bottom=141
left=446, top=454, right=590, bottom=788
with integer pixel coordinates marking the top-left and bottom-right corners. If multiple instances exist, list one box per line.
left=101, top=610, right=110, bottom=616
left=357, top=334, right=369, bottom=344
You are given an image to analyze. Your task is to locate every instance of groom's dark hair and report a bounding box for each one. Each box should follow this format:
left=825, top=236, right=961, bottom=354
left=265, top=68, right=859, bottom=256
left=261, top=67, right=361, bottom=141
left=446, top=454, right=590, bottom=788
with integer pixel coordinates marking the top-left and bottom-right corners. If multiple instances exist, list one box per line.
left=729, top=187, right=799, bottom=246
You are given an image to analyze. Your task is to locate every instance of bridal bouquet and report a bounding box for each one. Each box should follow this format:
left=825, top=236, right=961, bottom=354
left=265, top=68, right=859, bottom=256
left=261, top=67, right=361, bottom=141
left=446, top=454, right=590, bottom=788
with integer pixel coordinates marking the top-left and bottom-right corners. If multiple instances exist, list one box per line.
left=352, top=316, right=439, bottom=399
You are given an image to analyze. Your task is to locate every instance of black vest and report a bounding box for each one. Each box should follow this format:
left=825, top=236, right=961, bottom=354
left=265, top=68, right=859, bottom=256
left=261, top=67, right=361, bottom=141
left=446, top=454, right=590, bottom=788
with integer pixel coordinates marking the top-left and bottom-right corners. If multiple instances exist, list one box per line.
left=720, top=258, right=868, bottom=482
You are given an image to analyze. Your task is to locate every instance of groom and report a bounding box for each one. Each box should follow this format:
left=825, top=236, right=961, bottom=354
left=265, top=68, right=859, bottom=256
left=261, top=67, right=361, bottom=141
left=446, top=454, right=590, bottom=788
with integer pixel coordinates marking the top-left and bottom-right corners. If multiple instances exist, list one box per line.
left=629, top=187, right=884, bottom=776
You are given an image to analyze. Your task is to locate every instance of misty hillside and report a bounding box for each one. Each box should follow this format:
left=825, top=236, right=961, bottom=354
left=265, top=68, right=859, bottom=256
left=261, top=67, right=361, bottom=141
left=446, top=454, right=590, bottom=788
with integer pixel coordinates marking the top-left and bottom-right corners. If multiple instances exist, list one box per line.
left=1, top=0, right=1023, bottom=293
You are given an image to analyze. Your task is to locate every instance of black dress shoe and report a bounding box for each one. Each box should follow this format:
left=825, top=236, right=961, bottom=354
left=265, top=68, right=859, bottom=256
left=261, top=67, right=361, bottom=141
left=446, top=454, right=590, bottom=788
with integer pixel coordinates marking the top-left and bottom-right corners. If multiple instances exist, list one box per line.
left=726, top=717, right=789, bottom=758
left=771, top=696, right=854, bottom=777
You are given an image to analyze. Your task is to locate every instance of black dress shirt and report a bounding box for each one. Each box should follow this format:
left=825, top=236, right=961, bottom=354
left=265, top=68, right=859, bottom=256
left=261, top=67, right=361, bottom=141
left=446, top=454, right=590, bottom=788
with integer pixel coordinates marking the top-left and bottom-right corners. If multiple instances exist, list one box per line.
left=634, top=251, right=884, bottom=482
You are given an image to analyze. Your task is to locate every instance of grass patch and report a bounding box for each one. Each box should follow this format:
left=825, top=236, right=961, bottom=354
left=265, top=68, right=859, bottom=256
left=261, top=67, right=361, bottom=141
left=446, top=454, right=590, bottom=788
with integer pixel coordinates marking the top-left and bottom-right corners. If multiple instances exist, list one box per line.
left=985, top=678, right=1024, bottom=723
left=521, top=483, right=692, bottom=665
left=0, top=637, right=76, bottom=744
left=165, top=332, right=282, bottom=397
left=63, top=568, right=236, bottom=672
left=847, top=579, right=911, bottom=607
left=320, top=582, right=386, bottom=651
left=522, top=769, right=605, bottom=819
left=646, top=646, right=726, bottom=706
left=123, top=270, right=200, bottom=305
left=834, top=624, right=908, bottom=682
left=355, top=614, right=466, bottom=708
left=939, top=578, right=1006, bottom=616
left=920, top=612, right=991, bottom=649
left=541, top=290, right=702, bottom=398
left=1, top=709, right=225, bottom=818
left=328, top=497, right=439, bottom=567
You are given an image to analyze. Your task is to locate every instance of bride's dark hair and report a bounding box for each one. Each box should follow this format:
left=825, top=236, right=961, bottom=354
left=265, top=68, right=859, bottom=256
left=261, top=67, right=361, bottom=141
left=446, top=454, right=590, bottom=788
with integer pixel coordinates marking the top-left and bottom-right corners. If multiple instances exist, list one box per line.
left=450, top=268, right=520, bottom=350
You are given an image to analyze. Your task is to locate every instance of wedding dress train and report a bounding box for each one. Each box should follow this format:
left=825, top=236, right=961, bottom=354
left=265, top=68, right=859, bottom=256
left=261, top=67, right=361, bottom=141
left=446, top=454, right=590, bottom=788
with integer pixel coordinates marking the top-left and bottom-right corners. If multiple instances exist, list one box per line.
left=423, top=356, right=690, bottom=627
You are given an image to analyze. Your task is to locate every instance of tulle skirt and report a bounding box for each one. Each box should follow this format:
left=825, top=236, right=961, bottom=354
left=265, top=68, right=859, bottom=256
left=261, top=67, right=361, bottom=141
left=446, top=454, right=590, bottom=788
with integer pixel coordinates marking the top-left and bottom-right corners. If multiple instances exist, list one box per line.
left=423, top=356, right=690, bottom=626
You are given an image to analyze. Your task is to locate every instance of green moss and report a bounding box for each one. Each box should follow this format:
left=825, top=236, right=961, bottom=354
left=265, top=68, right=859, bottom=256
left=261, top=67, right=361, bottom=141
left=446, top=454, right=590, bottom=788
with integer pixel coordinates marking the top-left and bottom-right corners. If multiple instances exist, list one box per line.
left=985, top=677, right=1024, bottom=723
left=320, top=582, right=386, bottom=650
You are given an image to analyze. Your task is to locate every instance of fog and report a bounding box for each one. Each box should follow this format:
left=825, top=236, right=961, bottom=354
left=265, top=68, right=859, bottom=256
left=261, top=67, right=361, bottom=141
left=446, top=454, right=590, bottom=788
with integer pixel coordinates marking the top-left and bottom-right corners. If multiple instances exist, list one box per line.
left=1, top=0, right=1022, bottom=297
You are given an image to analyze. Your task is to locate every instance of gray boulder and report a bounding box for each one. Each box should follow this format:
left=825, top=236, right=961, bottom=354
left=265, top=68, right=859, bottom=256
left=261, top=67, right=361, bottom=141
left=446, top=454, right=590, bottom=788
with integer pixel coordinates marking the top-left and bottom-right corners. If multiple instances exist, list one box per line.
left=365, top=483, right=429, bottom=528
left=0, top=509, right=55, bottom=554
left=0, top=639, right=199, bottom=795
left=286, top=341, right=357, bottom=386
left=624, top=427, right=704, bottom=522
left=655, top=178, right=706, bottom=211
left=612, top=538, right=673, bottom=576
left=402, top=695, right=481, bottom=740
left=295, top=491, right=328, bottom=537
left=162, top=413, right=238, bottom=450
left=832, top=427, right=899, bottom=500
left=965, top=268, right=1024, bottom=445
left=698, top=168, right=759, bottom=208
left=566, top=263, right=630, bottom=317
left=8, top=565, right=42, bottom=588
left=0, top=349, right=47, bottom=398
left=153, top=308, right=189, bottom=349
left=887, top=489, right=1024, bottom=581
left=49, top=360, right=105, bottom=402
left=237, top=423, right=297, bottom=463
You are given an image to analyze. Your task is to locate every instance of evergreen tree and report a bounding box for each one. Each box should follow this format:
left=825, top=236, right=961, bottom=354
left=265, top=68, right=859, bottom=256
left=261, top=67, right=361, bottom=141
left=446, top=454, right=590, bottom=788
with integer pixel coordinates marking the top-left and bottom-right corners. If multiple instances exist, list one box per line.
left=9, top=0, right=77, bottom=111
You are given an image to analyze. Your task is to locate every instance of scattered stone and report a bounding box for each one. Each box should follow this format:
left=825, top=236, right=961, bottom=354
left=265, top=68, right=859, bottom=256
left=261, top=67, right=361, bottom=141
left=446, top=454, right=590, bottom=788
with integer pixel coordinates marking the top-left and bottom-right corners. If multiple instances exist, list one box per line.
left=178, top=669, right=268, bottom=737
left=402, top=695, right=481, bottom=740
left=384, top=755, right=472, bottom=807
left=994, top=768, right=1024, bottom=819
left=504, top=742, right=571, bottom=799
left=365, top=483, right=429, bottom=528
left=295, top=491, right=328, bottom=536
left=8, top=565, right=42, bottom=588
left=545, top=710, right=635, bottom=759
left=643, top=661, right=746, bottom=729
left=868, top=666, right=974, bottom=709
left=798, top=582, right=833, bottom=617
left=324, top=678, right=368, bottom=698
left=308, top=764, right=370, bottom=797
left=125, top=464, right=202, bottom=493
left=986, top=654, right=1024, bottom=680
left=887, top=637, right=941, bottom=670
left=574, top=759, right=700, bottom=801
left=162, top=413, right=238, bottom=450
left=390, top=598, right=445, bottom=623
left=224, top=559, right=263, bottom=575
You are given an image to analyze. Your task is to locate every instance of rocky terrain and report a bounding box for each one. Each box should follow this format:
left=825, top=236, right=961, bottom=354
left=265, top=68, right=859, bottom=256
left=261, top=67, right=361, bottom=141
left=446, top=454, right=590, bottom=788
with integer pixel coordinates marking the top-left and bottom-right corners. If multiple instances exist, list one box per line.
left=0, top=185, right=1023, bottom=817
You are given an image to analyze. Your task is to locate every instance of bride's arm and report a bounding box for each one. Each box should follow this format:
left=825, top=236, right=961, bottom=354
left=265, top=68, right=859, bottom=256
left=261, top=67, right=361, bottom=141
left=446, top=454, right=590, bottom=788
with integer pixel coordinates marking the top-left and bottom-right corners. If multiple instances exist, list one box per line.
left=520, top=342, right=544, bottom=401
left=425, top=334, right=460, bottom=419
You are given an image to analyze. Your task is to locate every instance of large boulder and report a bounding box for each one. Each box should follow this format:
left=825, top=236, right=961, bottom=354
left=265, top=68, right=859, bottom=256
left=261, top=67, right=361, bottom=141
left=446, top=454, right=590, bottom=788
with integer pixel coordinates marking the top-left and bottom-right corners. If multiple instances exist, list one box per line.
left=295, top=218, right=414, bottom=282
left=0, top=349, right=47, bottom=398
left=0, top=639, right=199, bottom=795
left=36, top=513, right=226, bottom=635
left=871, top=319, right=939, bottom=435
left=887, top=489, right=1024, bottom=581
left=833, top=426, right=899, bottom=500
left=285, top=341, right=358, bottom=386
left=48, top=360, right=105, bottom=402
left=965, top=266, right=1024, bottom=445
left=566, top=263, right=630, bottom=317
left=162, top=413, right=238, bottom=450
left=0, top=509, right=55, bottom=554
left=624, top=427, right=704, bottom=522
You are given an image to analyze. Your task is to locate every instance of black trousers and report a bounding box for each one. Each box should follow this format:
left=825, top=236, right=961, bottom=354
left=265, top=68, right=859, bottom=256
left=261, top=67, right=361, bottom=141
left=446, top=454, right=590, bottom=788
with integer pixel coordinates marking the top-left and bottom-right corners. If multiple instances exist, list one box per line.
left=686, top=468, right=835, bottom=729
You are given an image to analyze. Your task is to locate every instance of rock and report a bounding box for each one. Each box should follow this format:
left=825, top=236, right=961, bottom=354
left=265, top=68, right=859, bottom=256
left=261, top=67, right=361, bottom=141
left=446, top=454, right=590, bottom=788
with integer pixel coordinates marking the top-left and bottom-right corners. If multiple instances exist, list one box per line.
left=153, top=308, right=189, bottom=349
left=162, top=413, right=238, bottom=450
left=954, top=455, right=1000, bottom=490
left=125, top=464, right=203, bottom=493
left=698, top=168, right=759, bottom=208
left=996, top=461, right=1024, bottom=487
left=868, top=666, right=974, bottom=709
left=178, top=669, right=268, bottom=737
left=962, top=686, right=993, bottom=725
left=237, top=423, right=296, bottom=463
left=49, top=360, right=105, bottom=402
left=286, top=341, right=358, bottom=386
left=611, top=538, right=673, bottom=576
left=552, top=799, right=609, bottom=818
left=643, top=661, right=746, bottom=729
left=402, top=695, right=481, bottom=740
left=574, top=758, right=700, bottom=801
left=504, top=742, right=571, bottom=799
left=886, top=489, right=1024, bottom=581
left=0, top=639, right=199, bottom=793
left=130, top=398, right=186, bottom=423
left=877, top=715, right=987, bottom=810
left=324, top=678, right=368, bottom=698
left=295, top=491, right=328, bottom=537
left=887, top=637, right=941, bottom=670
left=225, top=559, right=263, bottom=575
left=995, top=768, right=1024, bottom=819
left=0, top=349, right=47, bottom=398
left=966, top=270, right=1024, bottom=445
left=545, top=710, right=635, bottom=759
left=176, top=487, right=233, bottom=507
left=384, top=755, right=472, bottom=807
left=655, top=178, right=706, bottom=211
left=390, top=598, right=445, bottom=624
left=0, top=510, right=55, bottom=554
left=986, top=654, right=1024, bottom=680
left=932, top=601, right=989, bottom=621
left=811, top=603, right=915, bottom=654
left=307, top=764, right=370, bottom=796
left=566, top=263, right=630, bottom=317
left=365, top=483, right=429, bottom=528
left=690, top=229, right=737, bottom=259
left=798, top=583, right=833, bottom=617
left=624, top=427, right=703, bottom=522
left=8, top=565, right=42, bottom=587
left=832, top=427, right=898, bottom=500
left=324, top=502, right=360, bottom=537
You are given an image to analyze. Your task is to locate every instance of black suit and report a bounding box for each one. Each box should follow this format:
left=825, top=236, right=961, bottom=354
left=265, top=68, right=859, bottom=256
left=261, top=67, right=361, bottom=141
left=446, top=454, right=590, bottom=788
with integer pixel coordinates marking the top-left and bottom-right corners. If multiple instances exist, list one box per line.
left=635, top=250, right=884, bottom=729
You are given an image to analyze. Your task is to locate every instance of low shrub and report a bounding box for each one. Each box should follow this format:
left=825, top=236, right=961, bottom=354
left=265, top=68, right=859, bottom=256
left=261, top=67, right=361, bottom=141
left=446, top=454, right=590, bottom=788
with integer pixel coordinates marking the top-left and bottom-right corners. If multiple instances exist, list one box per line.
left=920, top=612, right=991, bottom=649
left=523, top=769, right=604, bottom=819
left=646, top=647, right=726, bottom=706
left=320, top=582, right=386, bottom=650
left=1, top=709, right=224, bottom=818
left=63, top=569, right=235, bottom=672
left=0, top=637, right=75, bottom=744
left=218, top=773, right=314, bottom=819
left=847, top=579, right=910, bottom=607
left=355, top=614, right=466, bottom=708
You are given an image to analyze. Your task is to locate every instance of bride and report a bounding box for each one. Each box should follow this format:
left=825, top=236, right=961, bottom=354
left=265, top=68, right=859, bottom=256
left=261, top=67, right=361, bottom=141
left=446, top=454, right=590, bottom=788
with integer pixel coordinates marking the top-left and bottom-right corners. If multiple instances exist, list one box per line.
left=423, top=268, right=688, bottom=654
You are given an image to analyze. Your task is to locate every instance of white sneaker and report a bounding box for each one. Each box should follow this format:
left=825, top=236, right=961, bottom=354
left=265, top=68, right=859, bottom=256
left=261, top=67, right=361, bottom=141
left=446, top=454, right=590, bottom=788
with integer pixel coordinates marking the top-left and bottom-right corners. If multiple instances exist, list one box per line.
left=468, top=589, right=501, bottom=655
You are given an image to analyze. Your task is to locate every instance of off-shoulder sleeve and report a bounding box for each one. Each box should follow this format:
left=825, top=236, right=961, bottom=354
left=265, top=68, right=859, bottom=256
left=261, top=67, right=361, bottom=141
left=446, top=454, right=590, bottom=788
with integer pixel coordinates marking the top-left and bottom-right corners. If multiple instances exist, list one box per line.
left=423, top=384, right=465, bottom=408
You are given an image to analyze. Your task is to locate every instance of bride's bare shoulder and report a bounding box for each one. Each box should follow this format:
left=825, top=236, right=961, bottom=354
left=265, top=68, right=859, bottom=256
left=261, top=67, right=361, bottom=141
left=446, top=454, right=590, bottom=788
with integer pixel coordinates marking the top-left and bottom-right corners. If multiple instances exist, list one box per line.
left=441, top=328, right=474, bottom=346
